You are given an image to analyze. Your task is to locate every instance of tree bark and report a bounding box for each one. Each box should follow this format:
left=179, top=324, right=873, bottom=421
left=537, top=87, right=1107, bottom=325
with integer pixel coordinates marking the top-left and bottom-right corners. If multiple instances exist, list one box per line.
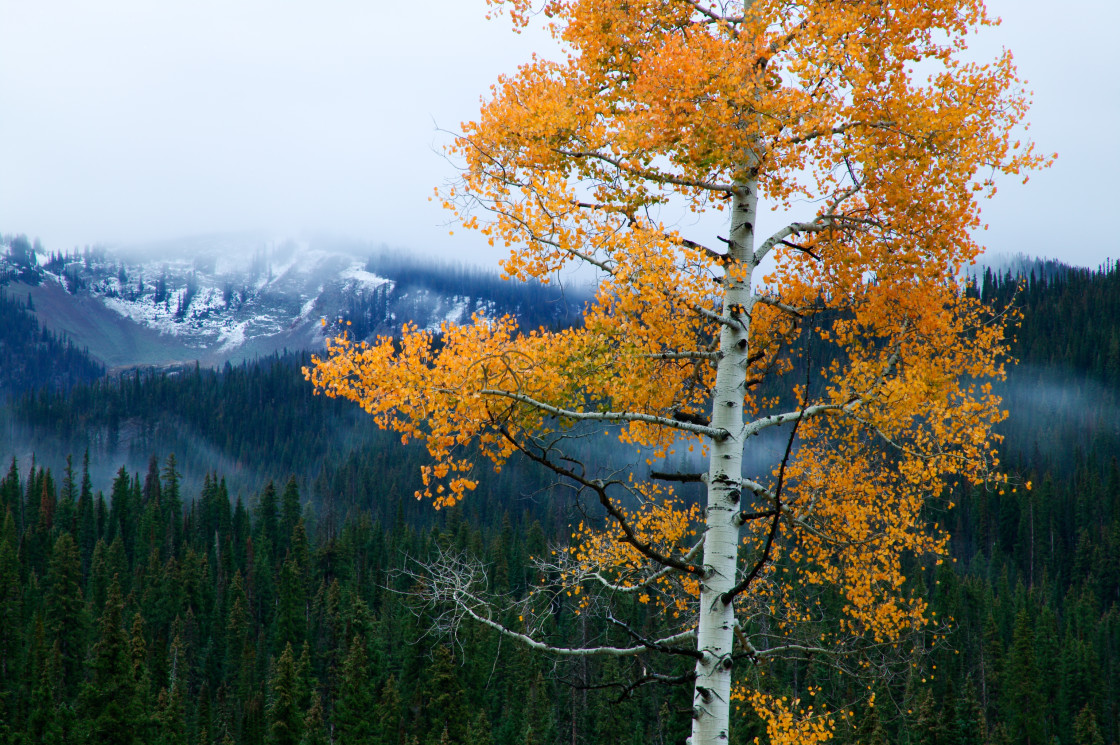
left=690, top=179, right=757, bottom=745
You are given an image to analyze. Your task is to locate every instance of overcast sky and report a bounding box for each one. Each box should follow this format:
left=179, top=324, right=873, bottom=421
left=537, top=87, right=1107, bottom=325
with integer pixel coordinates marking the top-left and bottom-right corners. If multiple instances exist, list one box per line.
left=1, top=0, right=1115, bottom=268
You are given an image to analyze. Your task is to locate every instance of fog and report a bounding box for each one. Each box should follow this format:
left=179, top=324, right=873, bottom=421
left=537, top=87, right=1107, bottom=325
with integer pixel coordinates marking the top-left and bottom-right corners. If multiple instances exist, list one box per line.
left=1, top=0, right=1116, bottom=268
left=995, top=364, right=1120, bottom=471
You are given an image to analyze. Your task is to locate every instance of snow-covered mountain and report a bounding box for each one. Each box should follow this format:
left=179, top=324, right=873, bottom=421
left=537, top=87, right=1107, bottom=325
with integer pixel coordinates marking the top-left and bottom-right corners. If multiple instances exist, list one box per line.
left=0, top=234, right=583, bottom=372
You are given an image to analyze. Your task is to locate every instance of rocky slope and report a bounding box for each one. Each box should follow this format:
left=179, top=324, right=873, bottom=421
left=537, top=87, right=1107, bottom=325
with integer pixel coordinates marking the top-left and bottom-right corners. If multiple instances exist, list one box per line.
left=0, top=234, right=577, bottom=372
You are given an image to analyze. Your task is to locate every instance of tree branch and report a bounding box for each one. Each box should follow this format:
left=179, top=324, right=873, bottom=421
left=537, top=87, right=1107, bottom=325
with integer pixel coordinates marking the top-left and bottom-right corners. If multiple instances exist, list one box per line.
left=480, top=388, right=729, bottom=441
left=753, top=295, right=805, bottom=318
left=650, top=471, right=706, bottom=483
left=406, top=547, right=697, bottom=658
left=754, top=218, right=837, bottom=263
left=556, top=149, right=737, bottom=194
left=577, top=538, right=705, bottom=594
left=782, top=120, right=895, bottom=146
left=564, top=669, right=697, bottom=703
left=679, top=0, right=742, bottom=26
left=497, top=427, right=707, bottom=577
left=606, top=611, right=704, bottom=660
left=645, top=350, right=721, bottom=362
left=741, top=401, right=850, bottom=438
left=464, top=600, right=694, bottom=658
left=722, top=400, right=803, bottom=604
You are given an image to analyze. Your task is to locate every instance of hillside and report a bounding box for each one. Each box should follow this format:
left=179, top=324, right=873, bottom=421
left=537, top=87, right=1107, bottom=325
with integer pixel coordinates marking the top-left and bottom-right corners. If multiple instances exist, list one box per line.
left=0, top=287, right=104, bottom=399
left=1, top=256, right=1119, bottom=744
left=0, top=234, right=588, bottom=372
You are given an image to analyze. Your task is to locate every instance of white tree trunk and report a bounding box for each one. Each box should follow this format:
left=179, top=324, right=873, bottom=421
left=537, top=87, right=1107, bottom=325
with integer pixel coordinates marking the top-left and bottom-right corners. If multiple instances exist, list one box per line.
left=690, top=180, right=757, bottom=745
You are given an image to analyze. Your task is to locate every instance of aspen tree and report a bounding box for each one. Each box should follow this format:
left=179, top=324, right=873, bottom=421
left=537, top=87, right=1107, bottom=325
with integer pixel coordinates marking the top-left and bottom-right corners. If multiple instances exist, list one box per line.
left=307, top=1, right=1046, bottom=742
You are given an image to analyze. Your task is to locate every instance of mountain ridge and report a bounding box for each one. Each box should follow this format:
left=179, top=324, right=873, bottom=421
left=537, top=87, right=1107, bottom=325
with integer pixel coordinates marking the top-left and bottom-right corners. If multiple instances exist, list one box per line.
left=0, top=234, right=587, bottom=373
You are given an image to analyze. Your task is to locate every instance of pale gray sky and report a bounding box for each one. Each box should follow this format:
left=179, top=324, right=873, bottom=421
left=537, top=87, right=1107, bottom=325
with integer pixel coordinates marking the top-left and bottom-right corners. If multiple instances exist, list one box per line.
left=1, top=0, right=1115, bottom=268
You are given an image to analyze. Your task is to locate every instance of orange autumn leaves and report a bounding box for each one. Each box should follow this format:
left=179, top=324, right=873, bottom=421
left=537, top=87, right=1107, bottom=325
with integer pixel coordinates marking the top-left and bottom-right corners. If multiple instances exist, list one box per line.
left=304, top=309, right=715, bottom=507
left=307, top=0, right=1042, bottom=736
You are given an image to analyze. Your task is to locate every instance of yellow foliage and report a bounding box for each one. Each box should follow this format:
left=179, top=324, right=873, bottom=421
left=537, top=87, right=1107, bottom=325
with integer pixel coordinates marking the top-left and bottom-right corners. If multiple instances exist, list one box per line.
left=305, top=0, right=1046, bottom=740
left=735, top=688, right=836, bottom=745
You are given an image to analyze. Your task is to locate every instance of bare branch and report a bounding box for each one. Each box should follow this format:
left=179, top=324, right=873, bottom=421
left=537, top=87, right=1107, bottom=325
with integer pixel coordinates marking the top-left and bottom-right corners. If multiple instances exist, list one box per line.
left=737, top=643, right=835, bottom=661
left=754, top=178, right=870, bottom=263
left=778, top=239, right=821, bottom=260
left=563, top=669, right=697, bottom=703
left=405, top=547, right=696, bottom=658
left=671, top=410, right=711, bottom=427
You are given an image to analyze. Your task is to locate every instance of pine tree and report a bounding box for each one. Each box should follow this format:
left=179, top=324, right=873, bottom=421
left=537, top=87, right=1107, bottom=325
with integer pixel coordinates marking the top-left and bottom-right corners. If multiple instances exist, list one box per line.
left=1003, top=607, right=1043, bottom=745
left=107, top=466, right=134, bottom=560
left=299, top=693, right=328, bottom=745
left=0, top=510, right=21, bottom=713
left=1073, top=704, right=1104, bottom=745
left=153, top=629, right=189, bottom=745
left=522, top=671, right=557, bottom=745
left=27, top=642, right=64, bottom=745
left=89, top=537, right=111, bottom=611
left=143, top=455, right=162, bottom=506
left=295, top=643, right=314, bottom=715
left=980, top=613, right=1004, bottom=718
left=280, top=477, right=301, bottom=555
left=419, top=645, right=468, bottom=745
left=130, top=613, right=155, bottom=744
left=275, top=558, right=307, bottom=652
left=375, top=675, right=404, bottom=745
left=955, top=678, right=987, bottom=745
left=162, top=455, right=182, bottom=549
left=226, top=571, right=254, bottom=698
left=465, top=710, right=494, bottom=745
left=45, top=532, right=86, bottom=697
left=333, top=637, right=375, bottom=745
left=77, top=455, right=97, bottom=573
left=268, top=644, right=303, bottom=745
left=912, top=689, right=946, bottom=745
left=154, top=685, right=188, bottom=745
left=58, top=453, right=78, bottom=537
left=854, top=698, right=888, bottom=745
left=80, top=576, right=139, bottom=744
left=23, top=460, right=40, bottom=540
left=0, top=460, right=19, bottom=526
left=256, top=482, right=280, bottom=566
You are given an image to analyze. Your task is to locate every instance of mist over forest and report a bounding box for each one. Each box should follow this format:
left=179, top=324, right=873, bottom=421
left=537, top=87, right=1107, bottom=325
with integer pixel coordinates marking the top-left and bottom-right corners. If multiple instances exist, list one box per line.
left=2, top=233, right=1120, bottom=745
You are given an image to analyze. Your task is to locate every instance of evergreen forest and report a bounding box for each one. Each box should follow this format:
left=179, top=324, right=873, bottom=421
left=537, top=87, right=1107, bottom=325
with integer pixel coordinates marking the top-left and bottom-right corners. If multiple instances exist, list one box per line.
left=1, top=260, right=1119, bottom=745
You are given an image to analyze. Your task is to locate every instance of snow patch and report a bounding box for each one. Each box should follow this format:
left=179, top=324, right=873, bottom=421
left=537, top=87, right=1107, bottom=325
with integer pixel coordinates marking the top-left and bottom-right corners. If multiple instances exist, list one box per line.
left=217, top=321, right=249, bottom=351
left=299, top=296, right=318, bottom=319
left=426, top=297, right=471, bottom=332
left=341, top=264, right=391, bottom=290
